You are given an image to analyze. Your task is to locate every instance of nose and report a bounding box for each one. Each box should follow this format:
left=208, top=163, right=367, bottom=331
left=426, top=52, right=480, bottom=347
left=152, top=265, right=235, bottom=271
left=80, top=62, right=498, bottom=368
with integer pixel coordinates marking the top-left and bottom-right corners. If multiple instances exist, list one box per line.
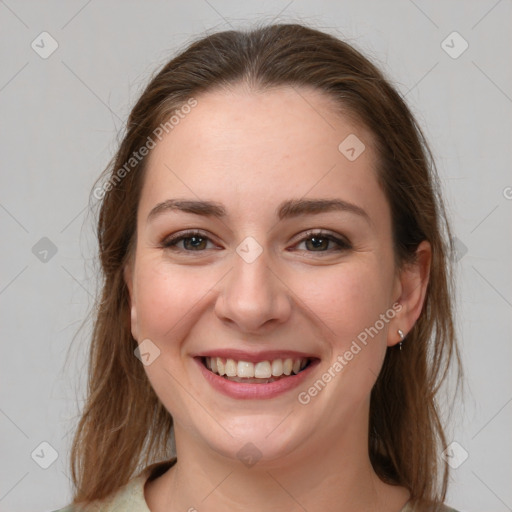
left=214, top=247, right=292, bottom=334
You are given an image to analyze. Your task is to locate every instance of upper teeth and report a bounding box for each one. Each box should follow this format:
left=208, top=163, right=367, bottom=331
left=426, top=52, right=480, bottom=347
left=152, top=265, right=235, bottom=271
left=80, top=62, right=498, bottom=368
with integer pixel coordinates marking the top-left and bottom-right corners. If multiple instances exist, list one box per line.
left=205, top=357, right=309, bottom=378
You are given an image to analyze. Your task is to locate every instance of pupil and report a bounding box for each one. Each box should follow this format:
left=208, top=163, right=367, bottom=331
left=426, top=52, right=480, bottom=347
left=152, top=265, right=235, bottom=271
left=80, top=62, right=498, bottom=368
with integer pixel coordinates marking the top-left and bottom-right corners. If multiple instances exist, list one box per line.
left=185, top=236, right=205, bottom=250
left=308, top=236, right=327, bottom=250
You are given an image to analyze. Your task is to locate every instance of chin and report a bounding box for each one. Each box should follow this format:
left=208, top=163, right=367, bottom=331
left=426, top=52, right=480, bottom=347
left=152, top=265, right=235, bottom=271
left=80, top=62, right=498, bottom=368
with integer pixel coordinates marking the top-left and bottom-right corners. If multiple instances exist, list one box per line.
left=195, top=414, right=314, bottom=467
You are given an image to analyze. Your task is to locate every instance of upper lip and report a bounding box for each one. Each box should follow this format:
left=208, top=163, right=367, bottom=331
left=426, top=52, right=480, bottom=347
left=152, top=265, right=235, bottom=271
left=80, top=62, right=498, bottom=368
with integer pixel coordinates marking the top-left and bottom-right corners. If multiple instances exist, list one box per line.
left=193, top=349, right=319, bottom=363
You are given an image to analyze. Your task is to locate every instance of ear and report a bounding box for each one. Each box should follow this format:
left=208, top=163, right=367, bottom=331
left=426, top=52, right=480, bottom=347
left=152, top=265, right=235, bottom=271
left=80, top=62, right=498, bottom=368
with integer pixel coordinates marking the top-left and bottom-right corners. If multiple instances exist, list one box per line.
left=387, top=240, right=431, bottom=347
left=123, top=260, right=139, bottom=341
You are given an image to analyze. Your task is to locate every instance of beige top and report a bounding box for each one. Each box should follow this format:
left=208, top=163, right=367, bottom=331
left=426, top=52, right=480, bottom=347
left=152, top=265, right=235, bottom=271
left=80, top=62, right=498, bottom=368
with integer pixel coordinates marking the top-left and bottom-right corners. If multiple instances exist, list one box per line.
left=54, top=459, right=458, bottom=512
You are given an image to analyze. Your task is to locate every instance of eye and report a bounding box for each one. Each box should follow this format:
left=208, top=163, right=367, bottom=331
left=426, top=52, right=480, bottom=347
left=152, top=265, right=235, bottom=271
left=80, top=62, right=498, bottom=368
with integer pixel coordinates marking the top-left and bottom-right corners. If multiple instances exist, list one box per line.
left=161, top=230, right=218, bottom=252
left=161, top=229, right=351, bottom=254
left=293, top=230, right=351, bottom=253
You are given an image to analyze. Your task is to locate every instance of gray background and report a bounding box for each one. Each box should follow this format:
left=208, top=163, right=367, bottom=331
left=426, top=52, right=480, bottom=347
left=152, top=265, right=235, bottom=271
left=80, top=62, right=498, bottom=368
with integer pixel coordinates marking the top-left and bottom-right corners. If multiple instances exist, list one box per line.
left=1, top=1, right=511, bottom=511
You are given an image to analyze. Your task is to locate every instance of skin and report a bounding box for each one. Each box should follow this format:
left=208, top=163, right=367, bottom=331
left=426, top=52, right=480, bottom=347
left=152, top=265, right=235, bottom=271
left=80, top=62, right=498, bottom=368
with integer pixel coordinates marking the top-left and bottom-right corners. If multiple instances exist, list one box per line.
left=124, top=85, right=431, bottom=512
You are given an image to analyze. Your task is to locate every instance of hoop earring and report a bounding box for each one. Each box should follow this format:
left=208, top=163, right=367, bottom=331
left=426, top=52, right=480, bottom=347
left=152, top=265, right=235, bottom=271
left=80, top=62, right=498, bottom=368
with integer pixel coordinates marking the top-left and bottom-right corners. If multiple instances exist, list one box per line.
left=398, top=329, right=405, bottom=350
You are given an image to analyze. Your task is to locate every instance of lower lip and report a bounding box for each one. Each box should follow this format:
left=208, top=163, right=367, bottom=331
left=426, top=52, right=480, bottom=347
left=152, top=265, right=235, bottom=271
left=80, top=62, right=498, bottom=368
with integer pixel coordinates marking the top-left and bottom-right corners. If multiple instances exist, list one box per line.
left=195, top=357, right=319, bottom=400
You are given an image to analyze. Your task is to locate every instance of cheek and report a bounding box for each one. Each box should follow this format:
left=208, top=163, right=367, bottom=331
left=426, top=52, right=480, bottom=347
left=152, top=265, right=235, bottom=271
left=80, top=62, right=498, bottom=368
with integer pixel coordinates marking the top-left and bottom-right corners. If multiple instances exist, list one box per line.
left=133, top=257, right=213, bottom=345
left=132, top=258, right=216, bottom=419
left=295, top=259, right=392, bottom=342
left=294, top=260, right=395, bottom=408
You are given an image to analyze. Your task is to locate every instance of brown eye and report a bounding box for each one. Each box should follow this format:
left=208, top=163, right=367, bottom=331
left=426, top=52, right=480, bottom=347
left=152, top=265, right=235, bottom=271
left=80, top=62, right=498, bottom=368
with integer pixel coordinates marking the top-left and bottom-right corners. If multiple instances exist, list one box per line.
left=182, top=235, right=208, bottom=250
left=295, top=231, right=352, bottom=253
left=305, top=235, right=330, bottom=251
left=162, top=231, right=216, bottom=252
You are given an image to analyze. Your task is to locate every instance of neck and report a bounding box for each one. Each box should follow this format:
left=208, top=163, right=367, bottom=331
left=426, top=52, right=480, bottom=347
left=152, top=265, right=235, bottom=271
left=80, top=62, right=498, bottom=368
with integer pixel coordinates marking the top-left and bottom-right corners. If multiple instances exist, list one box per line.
left=145, top=408, right=409, bottom=512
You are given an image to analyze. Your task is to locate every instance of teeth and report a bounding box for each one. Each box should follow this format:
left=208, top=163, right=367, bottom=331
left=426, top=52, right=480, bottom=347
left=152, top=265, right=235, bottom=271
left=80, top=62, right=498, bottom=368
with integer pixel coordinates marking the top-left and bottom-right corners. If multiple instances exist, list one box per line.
left=204, top=357, right=309, bottom=379
left=237, top=360, right=255, bottom=378
left=271, top=359, right=283, bottom=376
left=254, top=361, right=271, bottom=378
left=217, top=358, right=225, bottom=376
left=225, top=359, right=237, bottom=377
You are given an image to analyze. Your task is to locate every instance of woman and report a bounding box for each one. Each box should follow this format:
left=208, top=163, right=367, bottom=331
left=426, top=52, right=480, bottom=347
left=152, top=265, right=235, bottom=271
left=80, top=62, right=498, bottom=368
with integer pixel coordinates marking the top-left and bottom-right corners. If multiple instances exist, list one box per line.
left=58, top=23, right=461, bottom=512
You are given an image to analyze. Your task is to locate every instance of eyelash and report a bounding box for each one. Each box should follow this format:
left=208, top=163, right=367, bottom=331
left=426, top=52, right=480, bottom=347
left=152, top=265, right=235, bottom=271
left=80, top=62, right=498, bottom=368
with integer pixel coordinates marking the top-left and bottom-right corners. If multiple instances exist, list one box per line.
left=161, top=229, right=352, bottom=254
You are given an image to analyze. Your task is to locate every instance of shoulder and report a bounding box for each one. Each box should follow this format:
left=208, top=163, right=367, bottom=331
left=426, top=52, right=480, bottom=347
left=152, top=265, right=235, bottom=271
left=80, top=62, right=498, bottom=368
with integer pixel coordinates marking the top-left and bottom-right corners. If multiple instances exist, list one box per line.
left=50, top=473, right=146, bottom=511
left=52, top=459, right=176, bottom=512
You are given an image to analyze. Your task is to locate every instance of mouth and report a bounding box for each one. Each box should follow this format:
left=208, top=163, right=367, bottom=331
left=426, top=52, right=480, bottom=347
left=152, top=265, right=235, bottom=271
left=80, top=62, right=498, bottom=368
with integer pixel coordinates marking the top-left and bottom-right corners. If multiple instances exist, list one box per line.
left=201, top=356, right=312, bottom=384
left=193, top=351, right=320, bottom=399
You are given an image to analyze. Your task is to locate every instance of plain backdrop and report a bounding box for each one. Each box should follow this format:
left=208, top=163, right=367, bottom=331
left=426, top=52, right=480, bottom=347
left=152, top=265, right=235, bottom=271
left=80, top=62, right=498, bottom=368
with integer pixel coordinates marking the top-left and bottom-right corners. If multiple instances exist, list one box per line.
left=1, top=1, right=511, bottom=511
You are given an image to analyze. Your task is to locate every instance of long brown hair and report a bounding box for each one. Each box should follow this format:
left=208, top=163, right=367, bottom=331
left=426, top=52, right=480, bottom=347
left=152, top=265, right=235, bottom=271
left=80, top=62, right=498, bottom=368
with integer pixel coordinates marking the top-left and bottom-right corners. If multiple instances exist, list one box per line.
left=70, top=23, right=461, bottom=506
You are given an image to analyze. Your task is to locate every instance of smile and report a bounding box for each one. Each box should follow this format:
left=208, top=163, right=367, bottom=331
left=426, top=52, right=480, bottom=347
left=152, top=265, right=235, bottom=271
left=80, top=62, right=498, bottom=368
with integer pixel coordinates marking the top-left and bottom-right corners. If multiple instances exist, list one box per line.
left=194, top=351, right=320, bottom=399
left=203, top=356, right=311, bottom=383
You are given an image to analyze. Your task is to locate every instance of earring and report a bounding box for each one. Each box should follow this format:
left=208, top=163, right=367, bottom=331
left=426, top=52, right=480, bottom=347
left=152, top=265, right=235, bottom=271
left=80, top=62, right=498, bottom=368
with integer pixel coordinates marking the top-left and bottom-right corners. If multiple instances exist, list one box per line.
left=397, top=329, right=405, bottom=350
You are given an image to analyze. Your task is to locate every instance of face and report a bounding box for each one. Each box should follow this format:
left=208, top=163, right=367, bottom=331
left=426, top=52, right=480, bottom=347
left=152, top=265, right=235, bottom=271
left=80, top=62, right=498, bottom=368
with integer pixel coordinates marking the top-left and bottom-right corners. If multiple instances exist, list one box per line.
left=125, top=86, right=416, bottom=466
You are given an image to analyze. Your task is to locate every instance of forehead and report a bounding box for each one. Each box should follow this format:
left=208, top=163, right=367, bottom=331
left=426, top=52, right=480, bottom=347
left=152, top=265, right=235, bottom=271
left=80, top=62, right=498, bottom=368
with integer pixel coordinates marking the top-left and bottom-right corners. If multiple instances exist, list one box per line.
left=139, top=85, right=387, bottom=227
left=151, top=85, right=368, bottom=165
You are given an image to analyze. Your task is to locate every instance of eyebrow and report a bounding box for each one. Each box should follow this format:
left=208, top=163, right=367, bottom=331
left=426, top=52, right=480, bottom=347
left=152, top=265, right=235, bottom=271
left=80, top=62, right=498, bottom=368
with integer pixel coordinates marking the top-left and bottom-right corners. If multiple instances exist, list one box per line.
left=147, top=198, right=370, bottom=224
